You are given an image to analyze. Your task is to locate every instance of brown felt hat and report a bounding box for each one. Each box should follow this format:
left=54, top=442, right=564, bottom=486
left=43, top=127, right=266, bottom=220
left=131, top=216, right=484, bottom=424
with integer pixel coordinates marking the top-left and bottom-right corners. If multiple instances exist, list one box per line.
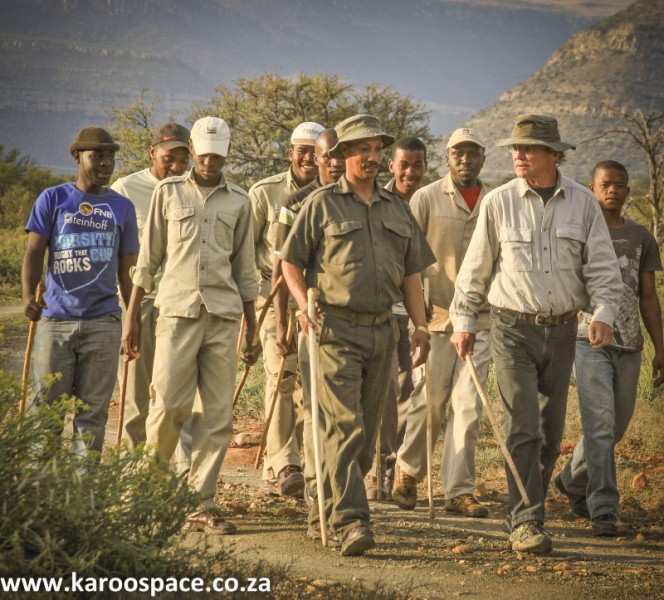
left=496, top=114, right=575, bottom=151
left=70, top=127, right=120, bottom=156
left=328, top=114, right=395, bottom=158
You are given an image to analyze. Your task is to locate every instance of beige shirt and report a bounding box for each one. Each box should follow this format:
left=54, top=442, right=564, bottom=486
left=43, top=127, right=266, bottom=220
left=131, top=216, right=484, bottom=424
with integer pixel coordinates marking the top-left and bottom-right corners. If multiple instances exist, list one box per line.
left=111, top=168, right=161, bottom=300
left=250, top=167, right=302, bottom=282
left=451, top=173, right=622, bottom=333
left=411, top=173, right=491, bottom=332
left=281, top=175, right=435, bottom=314
left=132, top=170, right=258, bottom=319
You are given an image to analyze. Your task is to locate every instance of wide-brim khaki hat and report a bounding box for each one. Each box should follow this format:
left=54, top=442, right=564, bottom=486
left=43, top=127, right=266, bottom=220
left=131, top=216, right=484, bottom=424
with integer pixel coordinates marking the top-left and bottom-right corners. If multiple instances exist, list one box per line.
left=329, top=114, right=395, bottom=158
left=496, top=114, right=575, bottom=151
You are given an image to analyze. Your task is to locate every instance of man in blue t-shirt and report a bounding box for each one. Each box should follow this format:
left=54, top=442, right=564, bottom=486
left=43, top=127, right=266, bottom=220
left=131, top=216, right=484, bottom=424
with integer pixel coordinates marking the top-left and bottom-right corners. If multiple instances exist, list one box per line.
left=22, top=126, right=139, bottom=458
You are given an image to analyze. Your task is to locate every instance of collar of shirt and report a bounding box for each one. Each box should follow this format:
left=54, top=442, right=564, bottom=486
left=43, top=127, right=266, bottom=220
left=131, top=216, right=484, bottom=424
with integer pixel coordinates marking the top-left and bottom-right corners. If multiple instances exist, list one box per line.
left=186, top=168, right=229, bottom=195
left=516, top=171, right=565, bottom=202
left=333, top=174, right=393, bottom=204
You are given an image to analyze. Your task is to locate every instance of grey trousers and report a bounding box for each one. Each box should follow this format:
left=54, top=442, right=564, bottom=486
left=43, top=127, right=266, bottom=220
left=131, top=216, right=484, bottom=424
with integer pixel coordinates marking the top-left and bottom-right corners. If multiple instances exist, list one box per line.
left=490, top=307, right=577, bottom=528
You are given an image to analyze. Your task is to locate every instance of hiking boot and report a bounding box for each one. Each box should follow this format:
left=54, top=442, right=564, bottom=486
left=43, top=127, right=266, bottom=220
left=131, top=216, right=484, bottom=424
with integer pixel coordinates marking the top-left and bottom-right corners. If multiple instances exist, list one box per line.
left=278, top=465, right=305, bottom=497
left=185, top=509, right=237, bottom=535
left=364, top=474, right=379, bottom=501
left=592, top=514, right=618, bottom=537
left=392, top=463, right=417, bottom=510
left=306, top=523, right=341, bottom=548
left=444, top=493, right=489, bottom=518
left=554, top=474, right=590, bottom=519
left=509, top=521, right=552, bottom=554
left=340, top=525, right=375, bottom=557
left=258, top=477, right=280, bottom=496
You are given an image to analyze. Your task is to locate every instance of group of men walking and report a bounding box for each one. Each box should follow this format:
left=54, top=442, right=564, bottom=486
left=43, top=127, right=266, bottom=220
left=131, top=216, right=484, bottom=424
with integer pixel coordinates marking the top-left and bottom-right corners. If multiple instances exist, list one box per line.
left=22, top=110, right=663, bottom=557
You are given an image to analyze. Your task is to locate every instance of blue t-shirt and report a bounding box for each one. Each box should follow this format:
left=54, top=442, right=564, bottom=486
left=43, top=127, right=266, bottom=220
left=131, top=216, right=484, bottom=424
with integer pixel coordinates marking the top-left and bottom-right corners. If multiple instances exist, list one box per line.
left=26, top=182, right=139, bottom=319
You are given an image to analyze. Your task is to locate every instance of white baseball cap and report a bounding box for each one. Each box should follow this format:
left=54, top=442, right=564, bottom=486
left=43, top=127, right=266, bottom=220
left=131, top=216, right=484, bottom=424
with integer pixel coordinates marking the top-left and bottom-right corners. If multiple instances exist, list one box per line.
left=291, top=121, right=325, bottom=146
left=446, top=128, right=485, bottom=149
left=190, top=116, right=231, bottom=157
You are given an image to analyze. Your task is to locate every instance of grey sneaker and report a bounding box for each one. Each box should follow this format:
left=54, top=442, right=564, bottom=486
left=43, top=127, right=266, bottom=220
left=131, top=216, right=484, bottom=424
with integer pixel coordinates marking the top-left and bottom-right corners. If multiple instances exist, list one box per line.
left=392, top=463, right=417, bottom=510
left=591, top=514, right=618, bottom=537
left=509, top=521, right=552, bottom=554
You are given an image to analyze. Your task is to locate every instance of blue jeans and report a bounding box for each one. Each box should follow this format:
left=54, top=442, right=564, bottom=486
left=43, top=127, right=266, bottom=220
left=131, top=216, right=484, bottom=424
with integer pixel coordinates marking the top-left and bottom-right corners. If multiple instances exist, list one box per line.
left=33, top=315, right=121, bottom=458
left=559, top=341, right=641, bottom=518
left=490, top=307, right=577, bottom=528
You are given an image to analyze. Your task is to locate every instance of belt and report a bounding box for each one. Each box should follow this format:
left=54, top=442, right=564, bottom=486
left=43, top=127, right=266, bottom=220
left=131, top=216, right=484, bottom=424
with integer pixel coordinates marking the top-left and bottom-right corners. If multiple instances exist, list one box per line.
left=318, top=303, right=392, bottom=326
left=496, top=307, right=577, bottom=327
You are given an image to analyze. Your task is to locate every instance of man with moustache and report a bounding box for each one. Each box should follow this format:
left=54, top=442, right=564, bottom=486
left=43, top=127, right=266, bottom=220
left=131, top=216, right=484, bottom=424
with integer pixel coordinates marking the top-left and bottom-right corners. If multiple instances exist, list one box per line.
left=392, top=129, right=492, bottom=518
left=22, top=126, right=138, bottom=459
left=123, top=116, right=258, bottom=534
left=250, top=121, right=325, bottom=497
left=111, top=123, right=191, bottom=447
left=450, top=115, right=622, bottom=554
left=281, top=114, right=435, bottom=555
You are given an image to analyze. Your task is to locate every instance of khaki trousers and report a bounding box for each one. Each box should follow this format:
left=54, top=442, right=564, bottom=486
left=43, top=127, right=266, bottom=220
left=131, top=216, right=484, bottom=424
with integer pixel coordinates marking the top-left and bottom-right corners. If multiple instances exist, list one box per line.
left=397, top=330, right=490, bottom=498
left=257, top=281, right=302, bottom=480
left=146, top=307, right=239, bottom=504
left=317, top=314, right=397, bottom=536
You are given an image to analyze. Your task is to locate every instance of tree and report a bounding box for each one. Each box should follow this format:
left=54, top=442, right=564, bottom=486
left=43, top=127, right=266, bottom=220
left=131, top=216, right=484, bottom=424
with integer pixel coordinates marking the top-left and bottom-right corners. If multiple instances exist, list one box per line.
left=189, top=72, right=435, bottom=189
left=589, top=108, right=664, bottom=243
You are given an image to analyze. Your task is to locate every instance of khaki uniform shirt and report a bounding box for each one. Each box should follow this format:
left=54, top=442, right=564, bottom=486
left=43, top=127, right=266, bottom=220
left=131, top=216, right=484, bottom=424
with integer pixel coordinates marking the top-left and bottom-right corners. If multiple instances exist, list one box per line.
left=411, top=173, right=491, bottom=332
left=281, top=176, right=435, bottom=314
left=111, top=168, right=161, bottom=300
left=250, top=167, right=302, bottom=282
left=132, top=170, right=258, bottom=320
left=451, top=173, right=622, bottom=333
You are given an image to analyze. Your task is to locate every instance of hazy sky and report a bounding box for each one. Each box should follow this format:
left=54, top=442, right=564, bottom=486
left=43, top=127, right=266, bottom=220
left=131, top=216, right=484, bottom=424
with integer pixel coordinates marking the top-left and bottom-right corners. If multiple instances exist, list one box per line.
left=446, top=0, right=634, bottom=17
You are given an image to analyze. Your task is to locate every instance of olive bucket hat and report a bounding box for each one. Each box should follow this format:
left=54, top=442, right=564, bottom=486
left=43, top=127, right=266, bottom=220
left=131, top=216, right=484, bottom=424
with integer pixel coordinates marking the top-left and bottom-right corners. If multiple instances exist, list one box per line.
left=70, top=126, right=120, bottom=156
left=496, top=114, right=575, bottom=151
left=328, top=114, right=395, bottom=158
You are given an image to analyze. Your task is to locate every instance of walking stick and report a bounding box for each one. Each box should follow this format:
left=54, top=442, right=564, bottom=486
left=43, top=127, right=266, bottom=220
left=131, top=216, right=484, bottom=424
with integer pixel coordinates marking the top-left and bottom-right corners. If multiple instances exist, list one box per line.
left=375, top=428, right=383, bottom=501
left=116, top=356, right=129, bottom=447
left=20, top=283, right=44, bottom=415
left=423, top=278, right=435, bottom=519
left=465, top=355, right=531, bottom=507
left=254, top=307, right=296, bottom=469
left=235, top=314, right=246, bottom=370
left=308, top=288, right=328, bottom=547
left=233, top=275, right=285, bottom=407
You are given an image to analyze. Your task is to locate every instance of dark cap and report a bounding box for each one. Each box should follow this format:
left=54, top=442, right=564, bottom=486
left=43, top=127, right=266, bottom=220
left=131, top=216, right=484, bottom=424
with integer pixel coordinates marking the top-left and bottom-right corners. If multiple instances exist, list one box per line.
left=70, top=127, right=120, bottom=156
left=151, top=123, right=191, bottom=150
left=328, top=114, right=395, bottom=158
left=496, top=114, right=575, bottom=151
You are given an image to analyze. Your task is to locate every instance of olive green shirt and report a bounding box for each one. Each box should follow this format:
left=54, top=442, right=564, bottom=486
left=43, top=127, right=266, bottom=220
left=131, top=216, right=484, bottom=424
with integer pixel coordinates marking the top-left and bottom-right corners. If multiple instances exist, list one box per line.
left=249, top=167, right=302, bottom=282
left=281, top=175, right=435, bottom=314
left=132, top=170, right=258, bottom=320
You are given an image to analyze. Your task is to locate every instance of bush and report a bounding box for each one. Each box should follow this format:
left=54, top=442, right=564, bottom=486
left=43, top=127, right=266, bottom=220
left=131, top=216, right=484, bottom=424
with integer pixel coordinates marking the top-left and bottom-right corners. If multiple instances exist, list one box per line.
left=0, top=372, right=274, bottom=596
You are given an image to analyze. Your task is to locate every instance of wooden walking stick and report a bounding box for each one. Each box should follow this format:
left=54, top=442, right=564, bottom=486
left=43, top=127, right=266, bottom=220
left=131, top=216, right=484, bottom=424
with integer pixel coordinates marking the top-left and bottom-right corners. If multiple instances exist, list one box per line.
left=254, top=307, right=296, bottom=469
left=423, top=278, right=435, bottom=519
left=233, top=275, right=285, bottom=407
left=375, top=428, right=383, bottom=501
left=465, top=355, right=531, bottom=507
left=235, top=314, right=246, bottom=370
left=308, top=288, right=328, bottom=547
left=116, top=356, right=129, bottom=447
left=20, top=282, right=44, bottom=415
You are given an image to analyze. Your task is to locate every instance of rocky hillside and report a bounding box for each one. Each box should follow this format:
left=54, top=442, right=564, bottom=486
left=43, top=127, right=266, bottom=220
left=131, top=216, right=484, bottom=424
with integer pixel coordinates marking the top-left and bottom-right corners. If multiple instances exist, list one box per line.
left=463, top=0, right=664, bottom=183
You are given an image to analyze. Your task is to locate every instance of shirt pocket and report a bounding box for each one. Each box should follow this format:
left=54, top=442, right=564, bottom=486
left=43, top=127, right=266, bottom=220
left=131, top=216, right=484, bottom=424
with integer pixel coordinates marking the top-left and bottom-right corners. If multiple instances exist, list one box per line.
left=215, top=211, right=237, bottom=252
left=382, top=219, right=412, bottom=267
left=165, top=206, right=195, bottom=242
left=323, top=220, right=363, bottom=265
left=499, top=227, right=533, bottom=272
left=267, top=208, right=281, bottom=247
left=556, top=225, right=586, bottom=270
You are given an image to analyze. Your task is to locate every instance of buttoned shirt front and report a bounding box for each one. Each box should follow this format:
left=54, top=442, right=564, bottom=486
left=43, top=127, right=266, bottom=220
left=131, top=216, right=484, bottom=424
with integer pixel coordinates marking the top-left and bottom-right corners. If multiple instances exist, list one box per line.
left=132, top=170, right=258, bottom=319
left=451, top=173, right=622, bottom=333
left=281, top=175, right=435, bottom=314
left=250, top=167, right=302, bottom=281
left=411, top=173, right=491, bottom=332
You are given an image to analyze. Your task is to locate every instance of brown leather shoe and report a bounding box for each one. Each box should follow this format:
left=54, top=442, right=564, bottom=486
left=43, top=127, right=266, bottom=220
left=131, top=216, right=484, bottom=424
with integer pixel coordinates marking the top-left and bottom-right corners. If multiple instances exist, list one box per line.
left=185, top=510, right=237, bottom=535
left=444, top=494, right=489, bottom=518
left=392, top=463, right=417, bottom=510
left=278, top=465, right=305, bottom=497
left=340, top=525, right=375, bottom=556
